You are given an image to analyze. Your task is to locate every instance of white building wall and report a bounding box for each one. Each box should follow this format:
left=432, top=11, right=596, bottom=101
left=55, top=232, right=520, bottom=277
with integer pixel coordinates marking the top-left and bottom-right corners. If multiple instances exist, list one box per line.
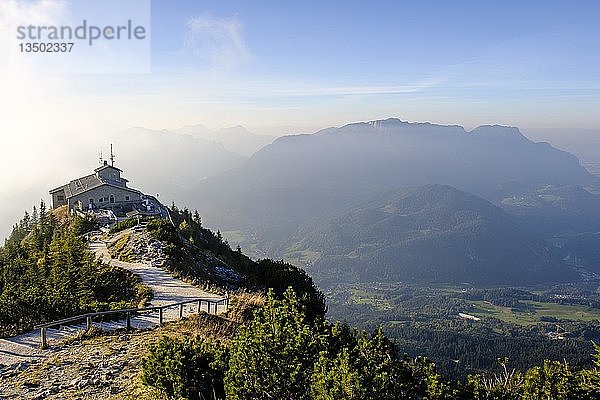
left=68, top=185, right=142, bottom=210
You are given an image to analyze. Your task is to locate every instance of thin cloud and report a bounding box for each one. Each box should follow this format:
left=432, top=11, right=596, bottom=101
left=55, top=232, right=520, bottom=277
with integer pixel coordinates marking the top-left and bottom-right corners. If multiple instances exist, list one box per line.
left=184, top=14, right=251, bottom=70
left=265, top=80, right=443, bottom=97
left=0, top=0, right=66, bottom=26
left=152, top=78, right=443, bottom=101
left=0, top=0, right=67, bottom=72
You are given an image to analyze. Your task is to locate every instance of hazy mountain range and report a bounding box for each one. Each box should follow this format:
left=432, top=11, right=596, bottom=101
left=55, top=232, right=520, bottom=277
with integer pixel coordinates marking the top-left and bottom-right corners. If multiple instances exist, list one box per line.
left=288, top=184, right=574, bottom=285
left=191, top=118, right=593, bottom=236
left=174, top=124, right=275, bottom=156
left=180, top=118, right=600, bottom=285
left=109, top=127, right=245, bottom=204
left=103, top=125, right=274, bottom=206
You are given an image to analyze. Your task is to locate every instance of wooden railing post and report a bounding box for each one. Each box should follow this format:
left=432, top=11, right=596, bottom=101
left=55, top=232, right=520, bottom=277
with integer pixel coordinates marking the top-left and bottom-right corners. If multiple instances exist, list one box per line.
left=35, top=297, right=224, bottom=338
left=40, top=327, right=47, bottom=349
left=126, top=312, right=131, bottom=330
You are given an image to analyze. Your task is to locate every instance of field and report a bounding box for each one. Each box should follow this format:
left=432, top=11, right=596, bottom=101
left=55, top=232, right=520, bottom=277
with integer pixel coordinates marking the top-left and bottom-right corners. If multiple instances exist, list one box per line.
left=325, top=282, right=600, bottom=378
left=471, top=300, right=600, bottom=325
left=221, top=230, right=270, bottom=259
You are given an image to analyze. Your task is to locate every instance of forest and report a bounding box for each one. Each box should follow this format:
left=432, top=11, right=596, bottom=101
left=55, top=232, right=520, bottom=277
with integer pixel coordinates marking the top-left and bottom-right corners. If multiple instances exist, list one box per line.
left=0, top=203, right=148, bottom=336
left=142, top=288, right=600, bottom=400
left=325, top=283, right=600, bottom=379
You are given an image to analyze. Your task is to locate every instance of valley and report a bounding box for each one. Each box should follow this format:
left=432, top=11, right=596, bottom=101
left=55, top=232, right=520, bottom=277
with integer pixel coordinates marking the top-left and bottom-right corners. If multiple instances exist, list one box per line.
left=325, top=282, right=600, bottom=379
left=206, top=119, right=600, bottom=385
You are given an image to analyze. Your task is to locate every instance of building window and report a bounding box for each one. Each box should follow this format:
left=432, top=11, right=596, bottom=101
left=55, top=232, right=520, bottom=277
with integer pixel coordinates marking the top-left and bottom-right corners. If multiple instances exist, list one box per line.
left=57, top=195, right=65, bottom=201
left=109, top=195, right=115, bottom=204
left=89, top=198, right=94, bottom=204
left=125, top=195, right=130, bottom=201
left=99, top=198, right=103, bottom=203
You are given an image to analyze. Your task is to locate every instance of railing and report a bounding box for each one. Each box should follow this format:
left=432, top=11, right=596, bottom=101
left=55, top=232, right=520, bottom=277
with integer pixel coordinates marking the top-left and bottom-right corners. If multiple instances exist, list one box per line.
left=83, top=230, right=103, bottom=241
left=34, top=296, right=229, bottom=349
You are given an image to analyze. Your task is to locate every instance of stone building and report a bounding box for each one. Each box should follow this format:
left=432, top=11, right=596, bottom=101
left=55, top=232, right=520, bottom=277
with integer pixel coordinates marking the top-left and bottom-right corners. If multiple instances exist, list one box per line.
left=49, top=160, right=163, bottom=219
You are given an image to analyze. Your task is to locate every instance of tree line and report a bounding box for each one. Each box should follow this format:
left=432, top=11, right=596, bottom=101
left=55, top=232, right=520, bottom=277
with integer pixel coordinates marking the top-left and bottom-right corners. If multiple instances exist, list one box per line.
left=142, top=288, right=600, bottom=400
left=0, top=203, right=147, bottom=336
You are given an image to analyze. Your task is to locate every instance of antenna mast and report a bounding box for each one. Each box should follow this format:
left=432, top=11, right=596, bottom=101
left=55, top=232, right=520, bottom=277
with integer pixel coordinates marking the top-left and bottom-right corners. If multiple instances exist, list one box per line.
left=110, top=144, right=115, bottom=166
left=99, top=150, right=103, bottom=166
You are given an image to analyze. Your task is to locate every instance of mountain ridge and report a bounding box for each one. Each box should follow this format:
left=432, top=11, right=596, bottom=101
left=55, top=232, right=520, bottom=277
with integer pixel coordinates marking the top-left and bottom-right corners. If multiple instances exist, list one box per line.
left=285, top=184, right=574, bottom=286
left=191, top=118, right=593, bottom=244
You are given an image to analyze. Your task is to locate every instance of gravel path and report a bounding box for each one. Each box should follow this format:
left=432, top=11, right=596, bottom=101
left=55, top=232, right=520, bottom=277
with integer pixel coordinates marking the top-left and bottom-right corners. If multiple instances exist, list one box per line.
left=0, top=235, right=225, bottom=373
left=90, top=238, right=222, bottom=306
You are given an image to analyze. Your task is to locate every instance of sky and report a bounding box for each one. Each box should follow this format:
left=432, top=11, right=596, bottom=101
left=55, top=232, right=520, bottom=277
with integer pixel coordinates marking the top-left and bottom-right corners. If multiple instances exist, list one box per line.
left=123, top=0, right=600, bottom=131
left=0, top=0, right=600, bottom=238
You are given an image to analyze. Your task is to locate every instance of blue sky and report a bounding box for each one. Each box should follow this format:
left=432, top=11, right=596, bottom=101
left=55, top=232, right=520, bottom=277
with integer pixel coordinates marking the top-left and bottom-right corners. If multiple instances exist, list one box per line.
left=120, top=0, right=600, bottom=131
left=156, top=4, right=591, bottom=79
left=10, top=0, right=592, bottom=133
left=2, top=0, right=600, bottom=136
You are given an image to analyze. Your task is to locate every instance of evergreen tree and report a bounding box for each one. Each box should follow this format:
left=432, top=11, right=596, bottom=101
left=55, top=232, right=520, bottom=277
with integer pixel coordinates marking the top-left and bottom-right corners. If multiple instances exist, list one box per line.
left=225, top=288, right=326, bottom=400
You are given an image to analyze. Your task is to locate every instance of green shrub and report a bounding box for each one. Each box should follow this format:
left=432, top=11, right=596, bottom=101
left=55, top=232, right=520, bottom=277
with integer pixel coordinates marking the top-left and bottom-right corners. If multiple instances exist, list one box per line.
left=142, top=336, right=227, bottom=400
left=225, top=288, right=325, bottom=400
left=149, top=208, right=327, bottom=319
left=109, top=217, right=139, bottom=234
left=70, top=214, right=99, bottom=235
left=146, top=219, right=179, bottom=244
left=250, top=259, right=326, bottom=320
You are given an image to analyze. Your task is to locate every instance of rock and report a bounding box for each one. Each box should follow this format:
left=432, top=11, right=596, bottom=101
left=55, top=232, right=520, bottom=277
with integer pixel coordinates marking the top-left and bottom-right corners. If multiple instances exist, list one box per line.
left=33, top=390, right=51, bottom=399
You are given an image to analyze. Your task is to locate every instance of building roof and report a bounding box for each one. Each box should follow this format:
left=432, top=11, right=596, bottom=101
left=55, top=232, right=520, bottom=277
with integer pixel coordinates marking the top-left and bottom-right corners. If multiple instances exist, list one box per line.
left=50, top=173, right=102, bottom=196
left=94, top=164, right=123, bottom=173
left=49, top=170, right=142, bottom=199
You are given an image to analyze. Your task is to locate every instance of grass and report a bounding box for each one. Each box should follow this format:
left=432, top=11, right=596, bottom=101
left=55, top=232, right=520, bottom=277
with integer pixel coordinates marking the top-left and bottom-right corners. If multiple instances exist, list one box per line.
left=329, top=282, right=600, bottom=326
left=221, top=230, right=248, bottom=244
left=348, top=288, right=393, bottom=310
left=470, top=300, right=600, bottom=326
left=221, top=230, right=270, bottom=260
left=226, top=292, right=266, bottom=323
left=108, top=233, right=133, bottom=262
left=284, top=249, right=321, bottom=266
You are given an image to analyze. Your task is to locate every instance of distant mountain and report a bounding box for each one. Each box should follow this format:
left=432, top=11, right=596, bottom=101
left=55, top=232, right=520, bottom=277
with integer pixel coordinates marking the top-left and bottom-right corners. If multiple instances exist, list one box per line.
left=190, top=118, right=593, bottom=246
left=110, top=128, right=245, bottom=205
left=525, top=128, right=600, bottom=168
left=560, top=232, right=600, bottom=272
left=175, top=124, right=275, bottom=156
left=498, top=185, right=600, bottom=237
left=284, top=185, right=574, bottom=286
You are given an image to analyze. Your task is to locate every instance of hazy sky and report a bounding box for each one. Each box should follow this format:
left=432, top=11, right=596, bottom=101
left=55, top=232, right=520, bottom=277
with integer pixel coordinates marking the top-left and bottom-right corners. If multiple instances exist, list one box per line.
left=3, top=0, right=600, bottom=132
left=1, top=0, right=600, bottom=238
